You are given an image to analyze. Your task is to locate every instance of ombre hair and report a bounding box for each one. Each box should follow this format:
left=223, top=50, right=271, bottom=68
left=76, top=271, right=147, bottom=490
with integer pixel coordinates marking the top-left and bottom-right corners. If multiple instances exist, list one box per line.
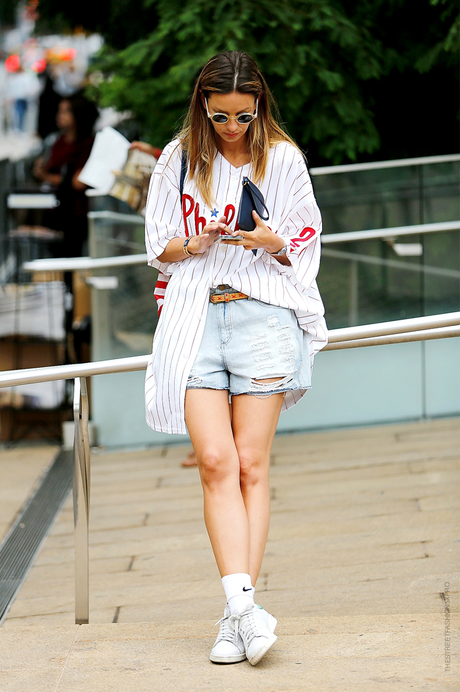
left=177, top=51, right=300, bottom=207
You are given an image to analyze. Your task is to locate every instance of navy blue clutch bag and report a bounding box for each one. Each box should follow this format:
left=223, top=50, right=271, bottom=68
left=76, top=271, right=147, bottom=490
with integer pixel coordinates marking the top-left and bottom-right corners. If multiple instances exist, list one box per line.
left=238, top=177, right=269, bottom=231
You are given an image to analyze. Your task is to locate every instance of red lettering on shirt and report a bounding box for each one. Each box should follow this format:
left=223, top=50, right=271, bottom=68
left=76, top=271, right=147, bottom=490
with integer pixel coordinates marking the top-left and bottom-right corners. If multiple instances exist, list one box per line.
left=290, top=227, right=316, bottom=249
left=223, top=204, right=235, bottom=226
left=182, top=194, right=194, bottom=237
left=194, top=202, right=206, bottom=234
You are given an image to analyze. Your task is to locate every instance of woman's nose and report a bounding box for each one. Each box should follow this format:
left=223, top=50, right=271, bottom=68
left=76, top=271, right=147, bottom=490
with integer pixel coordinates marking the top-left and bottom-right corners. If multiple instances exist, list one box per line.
left=227, top=118, right=239, bottom=132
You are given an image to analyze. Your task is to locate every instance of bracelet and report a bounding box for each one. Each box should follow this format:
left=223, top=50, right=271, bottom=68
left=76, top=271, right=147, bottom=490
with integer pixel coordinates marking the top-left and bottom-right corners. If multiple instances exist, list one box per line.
left=183, top=237, right=194, bottom=257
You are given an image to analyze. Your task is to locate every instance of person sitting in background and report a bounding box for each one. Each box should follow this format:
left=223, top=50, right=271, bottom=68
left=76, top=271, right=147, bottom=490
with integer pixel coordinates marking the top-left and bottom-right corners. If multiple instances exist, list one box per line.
left=33, top=92, right=98, bottom=258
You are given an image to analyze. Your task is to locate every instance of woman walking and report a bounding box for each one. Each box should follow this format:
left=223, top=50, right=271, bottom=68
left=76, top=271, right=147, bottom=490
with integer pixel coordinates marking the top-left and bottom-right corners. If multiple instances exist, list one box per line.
left=145, top=51, right=327, bottom=665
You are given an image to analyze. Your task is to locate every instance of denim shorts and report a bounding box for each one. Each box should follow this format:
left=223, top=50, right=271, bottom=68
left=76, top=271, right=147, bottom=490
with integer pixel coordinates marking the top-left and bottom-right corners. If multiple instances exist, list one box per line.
left=186, top=286, right=312, bottom=397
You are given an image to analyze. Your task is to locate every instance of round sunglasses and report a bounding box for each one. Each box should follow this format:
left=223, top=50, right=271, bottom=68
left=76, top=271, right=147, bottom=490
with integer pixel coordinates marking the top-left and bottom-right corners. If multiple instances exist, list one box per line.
left=205, top=97, right=258, bottom=125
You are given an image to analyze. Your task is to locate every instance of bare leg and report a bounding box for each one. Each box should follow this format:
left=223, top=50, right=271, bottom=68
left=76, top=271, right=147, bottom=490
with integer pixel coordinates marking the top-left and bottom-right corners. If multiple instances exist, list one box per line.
left=185, top=388, right=283, bottom=585
left=185, top=389, right=250, bottom=576
left=231, top=392, right=284, bottom=585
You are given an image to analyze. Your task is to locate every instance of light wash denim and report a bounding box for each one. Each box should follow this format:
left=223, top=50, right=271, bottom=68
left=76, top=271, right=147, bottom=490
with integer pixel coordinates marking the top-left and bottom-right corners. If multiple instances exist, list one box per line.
left=186, top=286, right=312, bottom=397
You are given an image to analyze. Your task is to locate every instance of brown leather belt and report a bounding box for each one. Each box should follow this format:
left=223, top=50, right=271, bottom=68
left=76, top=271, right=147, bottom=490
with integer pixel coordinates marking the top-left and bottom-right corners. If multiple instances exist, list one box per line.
left=210, top=290, right=248, bottom=304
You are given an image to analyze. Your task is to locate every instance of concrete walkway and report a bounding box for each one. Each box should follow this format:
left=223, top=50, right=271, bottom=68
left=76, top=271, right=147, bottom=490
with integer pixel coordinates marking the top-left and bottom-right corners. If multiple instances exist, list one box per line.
left=0, top=418, right=458, bottom=690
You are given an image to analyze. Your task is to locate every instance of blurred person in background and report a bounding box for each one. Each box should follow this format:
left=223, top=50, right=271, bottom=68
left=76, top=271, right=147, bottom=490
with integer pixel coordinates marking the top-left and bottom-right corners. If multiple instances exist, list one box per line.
left=52, top=60, right=85, bottom=98
left=6, top=64, right=40, bottom=133
left=37, top=67, right=61, bottom=140
left=33, top=92, right=98, bottom=258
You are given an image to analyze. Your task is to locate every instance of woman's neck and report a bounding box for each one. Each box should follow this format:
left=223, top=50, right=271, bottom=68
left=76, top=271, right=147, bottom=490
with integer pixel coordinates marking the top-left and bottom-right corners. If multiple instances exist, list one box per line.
left=217, top=138, right=250, bottom=168
left=63, top=128, right=77, bottom=144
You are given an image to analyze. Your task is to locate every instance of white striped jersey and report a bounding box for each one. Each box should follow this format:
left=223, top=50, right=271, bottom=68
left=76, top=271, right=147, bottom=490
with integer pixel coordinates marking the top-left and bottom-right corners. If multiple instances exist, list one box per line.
left=145, top=139, right=327, bottom=434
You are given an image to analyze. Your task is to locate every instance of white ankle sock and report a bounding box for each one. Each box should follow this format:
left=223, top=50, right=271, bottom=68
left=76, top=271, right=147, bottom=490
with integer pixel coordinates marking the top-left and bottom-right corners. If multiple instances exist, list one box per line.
left=222, top=573, right=254, bottom=615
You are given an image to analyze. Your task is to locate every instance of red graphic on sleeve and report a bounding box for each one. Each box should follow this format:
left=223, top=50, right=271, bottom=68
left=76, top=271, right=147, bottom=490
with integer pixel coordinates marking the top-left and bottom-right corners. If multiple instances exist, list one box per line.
left=290, top=227, right=316, bottom=250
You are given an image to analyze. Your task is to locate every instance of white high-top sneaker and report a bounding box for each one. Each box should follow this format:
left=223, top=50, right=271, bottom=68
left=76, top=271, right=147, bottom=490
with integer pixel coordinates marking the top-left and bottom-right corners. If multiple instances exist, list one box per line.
left=210, top=604, right=277, bottom=664
left=230, top=604, right=278, bottom=665
left=210, top=605, right=246, bottom=663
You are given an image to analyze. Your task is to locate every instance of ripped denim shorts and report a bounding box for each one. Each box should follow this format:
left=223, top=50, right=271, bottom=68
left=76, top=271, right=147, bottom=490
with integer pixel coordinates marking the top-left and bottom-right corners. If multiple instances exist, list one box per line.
left=186, top=286, right=312, bottom=398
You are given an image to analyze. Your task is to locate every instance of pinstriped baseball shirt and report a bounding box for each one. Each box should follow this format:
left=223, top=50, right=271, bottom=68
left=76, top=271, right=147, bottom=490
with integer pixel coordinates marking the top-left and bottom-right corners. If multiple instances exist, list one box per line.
left=144, top=139, right=328, bottom=434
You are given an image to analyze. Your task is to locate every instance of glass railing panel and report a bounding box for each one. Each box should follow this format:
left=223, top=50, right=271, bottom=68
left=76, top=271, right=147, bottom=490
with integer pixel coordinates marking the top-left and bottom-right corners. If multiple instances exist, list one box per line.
left=313, top=160, right=460, bottom=234
left=87, top=198, right=158, bottom=361
left=91, top=261, right=158, bottom=361
left=318, top=230, right=460, bottom=329
left=421, top=162, right=460, bottom=224
left=423, top=230, right=460, bottom=317
left=313, top=166, right=423, bottom=234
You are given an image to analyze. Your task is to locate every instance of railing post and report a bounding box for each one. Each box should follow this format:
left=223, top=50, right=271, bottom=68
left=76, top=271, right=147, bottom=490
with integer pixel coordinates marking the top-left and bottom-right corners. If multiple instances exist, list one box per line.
left=73, top=377, right=91, bottom=625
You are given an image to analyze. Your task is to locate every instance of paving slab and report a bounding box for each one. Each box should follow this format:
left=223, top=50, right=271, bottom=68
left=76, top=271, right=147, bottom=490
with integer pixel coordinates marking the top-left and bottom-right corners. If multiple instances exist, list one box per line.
left=0, top=418, right=458, bottom=690
left=0, top=617, right=457, bottom=691
left=0, top=444, right=59, bottom=541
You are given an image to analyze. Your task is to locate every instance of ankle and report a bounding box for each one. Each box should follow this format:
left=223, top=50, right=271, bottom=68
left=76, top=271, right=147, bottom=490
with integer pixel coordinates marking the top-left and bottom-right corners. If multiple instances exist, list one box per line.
left=222, top=573, right=254, bottom=615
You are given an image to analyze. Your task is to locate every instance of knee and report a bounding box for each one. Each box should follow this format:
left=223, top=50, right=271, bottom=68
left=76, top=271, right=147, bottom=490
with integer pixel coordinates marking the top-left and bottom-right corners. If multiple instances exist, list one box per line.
left=198, top=449, right=233, bottom=487
left=239, top=450, right=266, bottom=490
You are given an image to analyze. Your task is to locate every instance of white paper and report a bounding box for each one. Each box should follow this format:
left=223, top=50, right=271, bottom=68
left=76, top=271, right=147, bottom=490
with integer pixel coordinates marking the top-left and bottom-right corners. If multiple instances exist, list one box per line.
left=78, top=126, right=131, bottom=193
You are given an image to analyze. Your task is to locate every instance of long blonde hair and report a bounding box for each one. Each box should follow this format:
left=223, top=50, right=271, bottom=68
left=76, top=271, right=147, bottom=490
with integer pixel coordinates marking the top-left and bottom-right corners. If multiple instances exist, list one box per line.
left=177, top=51, right=300, bottom=207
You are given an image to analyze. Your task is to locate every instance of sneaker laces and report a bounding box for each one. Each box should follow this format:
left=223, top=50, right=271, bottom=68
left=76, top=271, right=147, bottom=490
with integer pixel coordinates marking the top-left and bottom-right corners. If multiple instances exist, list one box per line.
left=215, top=612, right=238, bottom=644
left=229, top=605, right=259, bottom=642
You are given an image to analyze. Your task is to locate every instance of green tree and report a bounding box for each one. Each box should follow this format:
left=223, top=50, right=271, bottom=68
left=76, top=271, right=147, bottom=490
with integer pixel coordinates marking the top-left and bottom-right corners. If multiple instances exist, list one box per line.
left=89, top=0, right=386, bottom=162
left=412, top=0, right=458, bottom=73
left=35, top=0, right=459, bottom=164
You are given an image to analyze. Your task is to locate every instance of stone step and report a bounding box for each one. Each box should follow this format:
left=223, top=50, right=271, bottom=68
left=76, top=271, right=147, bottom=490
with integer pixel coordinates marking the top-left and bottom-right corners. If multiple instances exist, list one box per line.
left=0, top=614, right=454, bottom=692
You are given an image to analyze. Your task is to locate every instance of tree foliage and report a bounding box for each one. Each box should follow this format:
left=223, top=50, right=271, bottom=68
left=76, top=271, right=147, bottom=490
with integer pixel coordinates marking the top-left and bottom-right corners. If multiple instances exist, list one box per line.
left=89, top=0, right=386, bottom=162
left=36, top=0, right=459, bottom=164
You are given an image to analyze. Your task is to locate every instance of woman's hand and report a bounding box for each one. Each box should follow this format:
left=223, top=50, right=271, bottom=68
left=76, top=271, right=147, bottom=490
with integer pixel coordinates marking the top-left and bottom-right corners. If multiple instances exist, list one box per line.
left=33, top=157, right=62, bottom=187
left=156, top=217, right=225, bottom=263
left=130, top=141, right=162, bottom=159
left=222, top=211, right=290, bottom=263
left=33, top=157, right=45, bottom=180
left=186, top=217, right=226, bottom=255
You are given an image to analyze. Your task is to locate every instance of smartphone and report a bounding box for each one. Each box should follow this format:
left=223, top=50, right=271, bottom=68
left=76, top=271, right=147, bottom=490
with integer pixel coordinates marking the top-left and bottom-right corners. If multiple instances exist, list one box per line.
left=218, top=234, right=244, bottom=242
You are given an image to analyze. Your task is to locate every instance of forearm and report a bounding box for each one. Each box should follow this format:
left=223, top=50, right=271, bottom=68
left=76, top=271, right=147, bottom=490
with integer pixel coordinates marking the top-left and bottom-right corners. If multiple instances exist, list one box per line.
left=272, top=251, right=291, bottom=266
left=156, top=223, right=222, bottom=263
left=157, top=236, right=197, bottom=263
left=35, top=169, right=62, bottom=186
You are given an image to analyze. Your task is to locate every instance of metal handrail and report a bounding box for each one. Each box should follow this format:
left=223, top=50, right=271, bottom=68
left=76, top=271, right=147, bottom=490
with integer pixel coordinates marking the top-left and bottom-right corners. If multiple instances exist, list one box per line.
left=322, top=220, right=460, bottom=245
left=327, top=311, right=460, bottom=343
left=310, top=152, right=460, bottom=176
left=1, top=310, right=459, bottom=626
left=20, top=220, right=460, bottom=274
left=87, top=210, right=144, bottom=224
left=0, top=312, right=459, bottom=389
left=0, top=313, right=459, bottom=389
left=22, top=254, right=148, bottom=272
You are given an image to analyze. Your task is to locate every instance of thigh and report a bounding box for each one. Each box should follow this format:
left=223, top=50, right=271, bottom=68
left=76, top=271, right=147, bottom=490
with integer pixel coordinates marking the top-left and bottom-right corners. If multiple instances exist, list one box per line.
left=184, top=389, right=236, bottom=464
left=231, top=392, right=284, bottom=464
